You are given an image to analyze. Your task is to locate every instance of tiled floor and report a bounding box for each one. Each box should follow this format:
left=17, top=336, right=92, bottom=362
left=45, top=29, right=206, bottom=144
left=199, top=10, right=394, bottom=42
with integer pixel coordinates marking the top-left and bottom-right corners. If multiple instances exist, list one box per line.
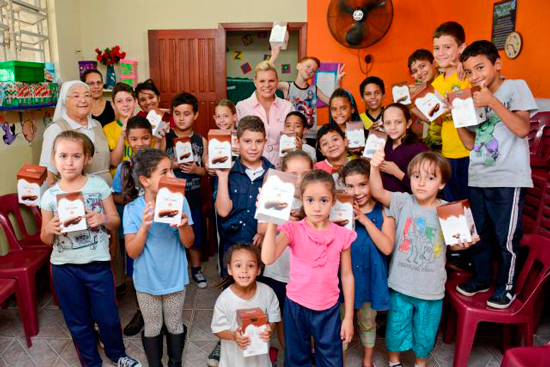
left=1, top=257, right=549, bottom=366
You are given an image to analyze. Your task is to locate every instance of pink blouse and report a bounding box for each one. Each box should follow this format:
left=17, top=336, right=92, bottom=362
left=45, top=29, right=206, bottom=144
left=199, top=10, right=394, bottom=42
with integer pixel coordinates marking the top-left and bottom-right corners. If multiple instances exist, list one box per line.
left=236, top=92, right=293, bottom=167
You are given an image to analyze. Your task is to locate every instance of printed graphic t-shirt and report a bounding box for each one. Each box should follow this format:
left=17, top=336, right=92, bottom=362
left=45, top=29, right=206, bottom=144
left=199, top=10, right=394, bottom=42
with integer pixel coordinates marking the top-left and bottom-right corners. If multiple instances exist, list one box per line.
left=40, top=175, right=112, bottom=265
left=385, top=192, right=447, bottom=300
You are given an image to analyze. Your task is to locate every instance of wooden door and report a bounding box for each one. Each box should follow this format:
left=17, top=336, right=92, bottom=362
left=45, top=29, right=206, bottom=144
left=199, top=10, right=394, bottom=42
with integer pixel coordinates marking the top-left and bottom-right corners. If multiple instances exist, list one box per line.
left=148, top=29, right=226, bottom=259
left=148, top=29, right=226, bottom=137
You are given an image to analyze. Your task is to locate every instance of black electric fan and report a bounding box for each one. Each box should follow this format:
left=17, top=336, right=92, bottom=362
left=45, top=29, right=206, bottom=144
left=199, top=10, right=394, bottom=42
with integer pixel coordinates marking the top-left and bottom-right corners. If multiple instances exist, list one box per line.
left=327, top=0, right=393, bottom=48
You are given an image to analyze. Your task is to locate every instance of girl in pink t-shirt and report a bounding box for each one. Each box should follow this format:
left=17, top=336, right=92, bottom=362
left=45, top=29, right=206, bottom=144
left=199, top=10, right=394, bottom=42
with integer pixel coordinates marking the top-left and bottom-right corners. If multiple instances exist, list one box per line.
left=262, top=169, right=356, bottom=366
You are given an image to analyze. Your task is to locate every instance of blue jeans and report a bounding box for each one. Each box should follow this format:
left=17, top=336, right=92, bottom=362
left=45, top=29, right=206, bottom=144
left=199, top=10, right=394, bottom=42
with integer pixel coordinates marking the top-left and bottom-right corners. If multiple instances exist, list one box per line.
left=468, top=187, right=525, bottom=292
left=52, top=262, right=126, bottom=367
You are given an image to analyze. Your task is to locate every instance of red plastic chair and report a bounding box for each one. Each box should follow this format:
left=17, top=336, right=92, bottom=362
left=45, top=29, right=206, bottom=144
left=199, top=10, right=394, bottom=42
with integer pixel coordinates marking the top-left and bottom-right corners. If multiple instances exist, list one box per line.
left=0, top=278, right=33, bottom=347
left=0, top=193, right=47, bottom=249
left=501, top=345, right=550, bottom=367
left=529, top=112, right=550, bottom=168
left=442, top=234, right=550, bottom=367
left=0, top=212, right=50, bottom=346
left=0, top=193, right=59, bottom=306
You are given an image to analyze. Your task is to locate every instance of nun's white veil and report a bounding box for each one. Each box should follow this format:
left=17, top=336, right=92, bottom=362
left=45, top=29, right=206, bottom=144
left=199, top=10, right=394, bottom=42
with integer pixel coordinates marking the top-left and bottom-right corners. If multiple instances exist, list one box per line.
left=53, top=80, right=93, bottom=125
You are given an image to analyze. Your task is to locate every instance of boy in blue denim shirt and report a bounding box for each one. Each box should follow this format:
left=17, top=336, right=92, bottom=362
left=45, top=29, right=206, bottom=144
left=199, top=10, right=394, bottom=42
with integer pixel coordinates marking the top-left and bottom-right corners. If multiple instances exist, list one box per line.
left=213, top=115, right=274, bottom=276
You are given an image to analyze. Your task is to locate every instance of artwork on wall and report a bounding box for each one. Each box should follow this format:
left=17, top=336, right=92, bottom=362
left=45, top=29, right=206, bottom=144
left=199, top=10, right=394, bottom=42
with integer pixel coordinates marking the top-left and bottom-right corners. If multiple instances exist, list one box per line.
left=0, top=116, right=17, bottom=145
left=281, top=64, right=291, bottom=74
left=492, top=0, right=517, bottom=49
left=241, top=34, right=254, bottom=47
left=234, top=51, right=243, bottom=60
left=240, top=62, right=252, bottom=74
left=22, top=116, right=36, bottom=143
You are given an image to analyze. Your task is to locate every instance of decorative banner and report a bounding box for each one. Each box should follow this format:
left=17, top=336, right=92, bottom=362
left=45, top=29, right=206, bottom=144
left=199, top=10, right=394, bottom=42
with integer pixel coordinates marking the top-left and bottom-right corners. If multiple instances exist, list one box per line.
left=263, top=54, right=271, bottom=61
left=234, top=51, right=243, bottom=60
left=241, top=34, right=254, bottom=47
left=240, top=62, right=252, bottom=74
left=22, top=119, right=36, bottom=142
left=257, top=31, right=268, bottom=39
left=281, top=64, right=291, bottom=74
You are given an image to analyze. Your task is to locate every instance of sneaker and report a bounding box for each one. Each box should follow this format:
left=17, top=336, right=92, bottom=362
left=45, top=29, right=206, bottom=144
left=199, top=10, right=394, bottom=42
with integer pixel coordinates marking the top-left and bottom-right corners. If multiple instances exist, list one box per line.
left=117, top=356, right=142, bottom=367
left=487, top=290, right=516, bottom=309
left=388, top=363, right=402, bottom=367
left=123, top=310, right=144, bottom=336
left=456, top=280, right=491, bottom=297
left=192, top=269, right=208, bottom=289
left=207, top=340, right=221, bottom=366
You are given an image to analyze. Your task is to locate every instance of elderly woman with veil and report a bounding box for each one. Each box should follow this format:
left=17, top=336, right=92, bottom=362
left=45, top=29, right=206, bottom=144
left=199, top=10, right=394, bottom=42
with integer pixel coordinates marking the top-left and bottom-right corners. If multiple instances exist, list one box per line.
left=40, top=80, right=112, bottom=186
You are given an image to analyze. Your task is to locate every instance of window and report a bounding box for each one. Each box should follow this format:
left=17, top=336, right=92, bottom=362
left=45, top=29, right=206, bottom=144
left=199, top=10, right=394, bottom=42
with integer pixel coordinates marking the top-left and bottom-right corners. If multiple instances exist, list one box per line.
left=0, top=0, right=51, bottom=62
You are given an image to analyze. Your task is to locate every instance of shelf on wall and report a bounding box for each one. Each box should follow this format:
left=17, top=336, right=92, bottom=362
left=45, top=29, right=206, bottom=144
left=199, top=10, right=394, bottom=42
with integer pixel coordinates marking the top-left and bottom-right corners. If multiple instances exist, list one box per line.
left=0, top=102, right=56, bottom=111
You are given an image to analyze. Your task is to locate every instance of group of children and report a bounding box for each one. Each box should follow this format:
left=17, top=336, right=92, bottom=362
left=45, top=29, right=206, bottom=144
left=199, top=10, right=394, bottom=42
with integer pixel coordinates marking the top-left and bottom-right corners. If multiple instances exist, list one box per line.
left=37, top=19, right=538, bottom=367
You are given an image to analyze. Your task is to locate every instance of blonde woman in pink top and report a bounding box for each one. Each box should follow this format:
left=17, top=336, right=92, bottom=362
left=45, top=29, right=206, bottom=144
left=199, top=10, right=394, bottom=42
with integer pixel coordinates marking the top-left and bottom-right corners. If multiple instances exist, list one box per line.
left=236, top=61, right=293, bottom=168
left=262, top=169, right=356, bottom=367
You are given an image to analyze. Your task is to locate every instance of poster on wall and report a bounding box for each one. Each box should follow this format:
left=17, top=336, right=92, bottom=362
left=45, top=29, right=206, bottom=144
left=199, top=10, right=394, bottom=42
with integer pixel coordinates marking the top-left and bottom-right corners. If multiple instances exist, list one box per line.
left=492, top=0, right=517, bottom=49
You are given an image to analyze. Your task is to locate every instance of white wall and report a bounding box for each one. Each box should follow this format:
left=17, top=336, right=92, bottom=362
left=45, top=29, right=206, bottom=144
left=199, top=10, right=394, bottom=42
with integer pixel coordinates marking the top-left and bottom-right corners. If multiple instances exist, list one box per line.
left=76, top=0, right=307, bottom=81
left=50, top=0, right=83, bottom=81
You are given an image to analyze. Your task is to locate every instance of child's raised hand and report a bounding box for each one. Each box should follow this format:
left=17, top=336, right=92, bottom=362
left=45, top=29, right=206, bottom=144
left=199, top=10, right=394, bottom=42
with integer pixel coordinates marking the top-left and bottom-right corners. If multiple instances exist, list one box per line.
left=473, top=81, right=495, bottom=108
left=259, top=324, right=272, bottom=342
left=370, top=148, right=385, bottom=168
left=45, top=214, right=61, bottom=236
left=252, top=233, right=264, bottom=247
left=214, top=168, right=230, bottom=178
left=295, top=136, right=303, bottom=151
left=140, top=202, right=154, bottom=231
left=340, top=317, right=354, bottom=344
left=234, top=327, right=251, bottom=350
left=85, top=210, right=107, bottom=228
left=337, top=63, right=346, bottom=82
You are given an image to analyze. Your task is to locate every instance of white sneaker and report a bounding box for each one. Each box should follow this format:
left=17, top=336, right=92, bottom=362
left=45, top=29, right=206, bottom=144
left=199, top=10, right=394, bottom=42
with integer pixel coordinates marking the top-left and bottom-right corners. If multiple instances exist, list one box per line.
left=117, top=356, right=142, bottom=367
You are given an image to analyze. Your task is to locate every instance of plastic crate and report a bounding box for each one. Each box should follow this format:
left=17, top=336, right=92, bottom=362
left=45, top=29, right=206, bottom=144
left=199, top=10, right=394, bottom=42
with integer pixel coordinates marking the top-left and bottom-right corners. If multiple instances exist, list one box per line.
left=0, top=61, right=45, bottom=83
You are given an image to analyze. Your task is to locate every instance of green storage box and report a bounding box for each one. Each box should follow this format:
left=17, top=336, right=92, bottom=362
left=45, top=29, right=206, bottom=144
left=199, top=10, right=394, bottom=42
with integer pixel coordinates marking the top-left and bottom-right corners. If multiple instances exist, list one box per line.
left=0, top=61, right=45, bottom=83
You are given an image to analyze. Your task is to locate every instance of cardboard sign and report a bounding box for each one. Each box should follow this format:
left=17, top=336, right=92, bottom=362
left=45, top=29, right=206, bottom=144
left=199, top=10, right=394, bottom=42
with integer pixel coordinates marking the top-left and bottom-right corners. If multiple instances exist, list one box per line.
left=154, top=177, right=186, bottom=225
left=174, top=137, right=194, bottom=164
left=330, top=192, right=354, bottom=230
left=255, top=169, right=297, bottom=225
left=412, top=85, right=445, bottom=122
left=363, top=130, right=387, bottom=158
left=392, top=82, right=412, bottom=105
left=57, top=192, right=87, bottom=233
left=237, top=308, right=269, bottom=357
left=270, top=22, right=289, bottom=50
left=449, top=88, right=487, bottom=128
left=437, top=200, right=479, bottom=246
left=17, top=164, right=47, bottom=206
left=208, top=130, right=232, bottom=169
left=346, top=121, right=366, bottom=149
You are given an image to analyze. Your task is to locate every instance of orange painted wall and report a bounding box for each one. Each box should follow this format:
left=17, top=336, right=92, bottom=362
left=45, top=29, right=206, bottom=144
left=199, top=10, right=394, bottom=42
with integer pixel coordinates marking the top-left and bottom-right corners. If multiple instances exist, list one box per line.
left=308, top=0, right=550, bottom=124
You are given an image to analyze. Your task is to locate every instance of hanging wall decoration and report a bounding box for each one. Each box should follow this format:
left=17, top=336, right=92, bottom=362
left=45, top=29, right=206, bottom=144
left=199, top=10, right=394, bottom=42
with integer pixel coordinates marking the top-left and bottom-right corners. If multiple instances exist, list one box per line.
left=234, top=51, right=243, bottom=60
left=263, top=54, right=271, bottom=61
left=22, top=118, right=36, bottom=142
left=241, top=34, right=254, bottom=47
left=282, top=64, right=291, bottom=74
left=1, top=116, right=17, bottom=145
left=240, top=62, right=252, bottom=74
left=43, top=111, right=52, bottom=126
